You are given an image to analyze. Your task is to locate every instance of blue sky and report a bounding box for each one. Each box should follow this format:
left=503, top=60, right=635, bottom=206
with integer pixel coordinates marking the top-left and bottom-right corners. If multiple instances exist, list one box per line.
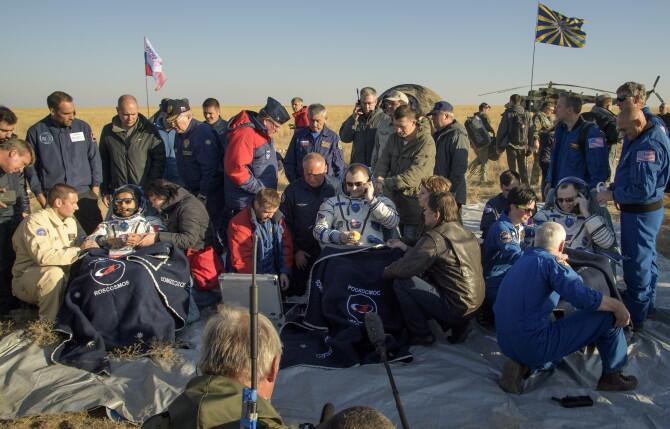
left=1, top=0, right=668, bottom=107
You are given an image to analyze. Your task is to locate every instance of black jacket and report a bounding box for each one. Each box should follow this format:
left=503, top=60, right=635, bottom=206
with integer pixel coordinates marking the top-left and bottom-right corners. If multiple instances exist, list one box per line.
left=279, top=175, right=338, bottom=256
left=433, top=121, right=470, bottom=205
left=99, top=114, right=165, bottom=195
left=158, top=187, right=211, bottom=251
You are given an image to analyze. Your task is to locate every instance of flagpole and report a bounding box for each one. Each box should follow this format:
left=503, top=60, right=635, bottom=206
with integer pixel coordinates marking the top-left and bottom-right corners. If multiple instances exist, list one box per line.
left=144, top=36, right=151, bottom=117
left=530, top=2, right=540, bottom=92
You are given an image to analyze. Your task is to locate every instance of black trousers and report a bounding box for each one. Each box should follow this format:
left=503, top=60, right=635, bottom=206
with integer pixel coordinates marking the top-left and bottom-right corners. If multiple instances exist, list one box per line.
left=0, top=216, right=20, bottom=314
left=75, top=191, right=102, bottom=235
left=506, top=147, right=529, bottom=185
left=392, top=276, right=468, bottom=337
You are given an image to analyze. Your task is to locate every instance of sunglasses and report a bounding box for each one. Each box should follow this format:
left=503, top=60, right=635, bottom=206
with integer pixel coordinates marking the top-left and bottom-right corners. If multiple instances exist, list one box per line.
left=556, top=197, right=575, bottom=204
left=615, top=95, right=630, bottom=103
left=114, top=198, right=135, bottom=205
left=515, top=204, right=534, bottom=213
left=346, top=181, right=366, bottom=188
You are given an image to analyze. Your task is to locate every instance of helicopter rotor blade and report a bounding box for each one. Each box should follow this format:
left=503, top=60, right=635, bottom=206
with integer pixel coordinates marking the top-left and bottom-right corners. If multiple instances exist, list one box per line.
left=477, top=84, right=551, bottom=96
left=547, top=83, right=616, bottom=94
left=652, top=75, right=661, bottom=91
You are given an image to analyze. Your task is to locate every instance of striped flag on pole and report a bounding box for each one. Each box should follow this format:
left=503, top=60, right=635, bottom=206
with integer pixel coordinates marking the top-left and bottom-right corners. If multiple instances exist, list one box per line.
left=535, top=3, right=586, bottom=48
left=144, top=37, right=167, bottom=91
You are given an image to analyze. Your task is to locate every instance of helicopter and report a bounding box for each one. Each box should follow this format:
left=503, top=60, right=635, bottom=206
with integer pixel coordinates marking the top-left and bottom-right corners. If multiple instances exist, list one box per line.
left=479, top=76, right=664, bottom=113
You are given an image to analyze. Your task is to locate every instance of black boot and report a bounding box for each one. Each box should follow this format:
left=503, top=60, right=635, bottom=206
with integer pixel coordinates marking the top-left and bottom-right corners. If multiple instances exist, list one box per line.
left=596, top=372, right=638, bottom=391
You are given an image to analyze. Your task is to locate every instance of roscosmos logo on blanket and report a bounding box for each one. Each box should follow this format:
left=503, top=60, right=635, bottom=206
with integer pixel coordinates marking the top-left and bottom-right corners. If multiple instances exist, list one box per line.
left=90, top=259, right=126, bottom=286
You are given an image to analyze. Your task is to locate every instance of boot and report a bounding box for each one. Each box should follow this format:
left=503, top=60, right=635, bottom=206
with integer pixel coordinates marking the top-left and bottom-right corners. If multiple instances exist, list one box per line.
left=499, top=359, right=530, bottom=394
left=596, top=372, right=638, bottom=391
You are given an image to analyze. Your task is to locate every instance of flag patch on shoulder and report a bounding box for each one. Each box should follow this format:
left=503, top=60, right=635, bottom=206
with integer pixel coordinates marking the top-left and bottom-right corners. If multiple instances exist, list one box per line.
left=636, top=150, right=656, bottom=162
left=588, top=137, right=605, bottom=148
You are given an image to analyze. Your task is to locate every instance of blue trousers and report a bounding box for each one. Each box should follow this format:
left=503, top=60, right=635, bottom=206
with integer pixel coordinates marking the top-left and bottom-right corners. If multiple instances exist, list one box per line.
left=620, top=208, right=664, bottom=325
left=498, top=311, right=627, bottom=374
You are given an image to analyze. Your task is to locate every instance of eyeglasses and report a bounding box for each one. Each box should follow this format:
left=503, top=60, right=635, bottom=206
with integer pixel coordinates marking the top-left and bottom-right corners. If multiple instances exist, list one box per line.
left=615, top=95, right=630, bottom=103
left=114, top=198, right=135, bottom=205
left=346, top=181, right=365, bottom=188
left=515, top=204, right=534, bottom=214
left=556, top=197, right=575, bottom=204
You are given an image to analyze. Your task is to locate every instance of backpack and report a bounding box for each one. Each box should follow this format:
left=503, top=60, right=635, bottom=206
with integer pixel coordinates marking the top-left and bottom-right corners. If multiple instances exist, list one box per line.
left=581, top=111, right=619, bottom=145
left=464, top=115, right=492, bottom=149
left=507, top=109, right=529, bottom=146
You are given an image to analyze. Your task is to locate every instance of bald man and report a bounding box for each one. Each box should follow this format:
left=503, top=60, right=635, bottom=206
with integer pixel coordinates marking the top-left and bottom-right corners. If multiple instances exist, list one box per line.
left=99, top=94, right=165, bottom=198
left=597, top=108, right=670, bottom=330
left=279, top=153, right=339, bottom=296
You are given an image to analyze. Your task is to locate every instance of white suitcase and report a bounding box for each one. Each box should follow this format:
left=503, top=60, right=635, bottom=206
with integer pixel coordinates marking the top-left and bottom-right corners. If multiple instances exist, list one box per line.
left=218, top=273, right=285, bottom=329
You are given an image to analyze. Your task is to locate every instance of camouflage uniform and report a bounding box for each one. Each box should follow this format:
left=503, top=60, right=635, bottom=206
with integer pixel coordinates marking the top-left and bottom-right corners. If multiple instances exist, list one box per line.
left=467, top=112, right=495, bottom=183
left=530, top=111, right=553, bottom=186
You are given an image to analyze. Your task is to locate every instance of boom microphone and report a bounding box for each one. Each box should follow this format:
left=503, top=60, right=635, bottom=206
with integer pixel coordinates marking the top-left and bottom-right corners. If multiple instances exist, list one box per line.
left=364, top=312, right=411, bottom=429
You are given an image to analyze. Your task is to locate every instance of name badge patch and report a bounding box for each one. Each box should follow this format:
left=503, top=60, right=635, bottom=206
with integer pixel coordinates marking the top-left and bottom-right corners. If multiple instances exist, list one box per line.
left=70, top=132, right=86, bottom=142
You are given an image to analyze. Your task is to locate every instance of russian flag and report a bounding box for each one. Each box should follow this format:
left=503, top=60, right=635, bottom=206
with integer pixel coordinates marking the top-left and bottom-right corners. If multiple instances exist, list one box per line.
left=144, top=37, right=167, bottom=91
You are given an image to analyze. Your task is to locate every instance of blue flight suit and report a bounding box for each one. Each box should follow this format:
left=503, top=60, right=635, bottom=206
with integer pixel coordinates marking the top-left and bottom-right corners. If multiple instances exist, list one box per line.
left=25, top=116, right=102, bottom=195
left=482, top=213, right=524, bottom=307
left=279, top=175, right=339, bottom=296
left=643, top=106, right=670, bottom=138
left=547, top=118, right=609, bottom=189
left=175, top=119, right=221, bottom=199
left=284, top=126, right=345, bottom=183
left=480, top=193, right=508, bottom=241
left=612, top=120, right=670, bottom=326
left=494, top=248, right=627, bottom=373
left=151, top=113, right=182, bottom=185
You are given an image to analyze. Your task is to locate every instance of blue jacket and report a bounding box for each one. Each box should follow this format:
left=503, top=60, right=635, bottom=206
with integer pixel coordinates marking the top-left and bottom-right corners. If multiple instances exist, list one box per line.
left=494, top=247, right=602, bottom=338
left=175, top=119, right=221, bottom=198
left=547, top=118, right=609, bottom=189
left=152, top=114, right=176, bottom=159
left=643, top=106, right=670, bottom=138
left=480, top=193, right=508, bottom=241
left=279, top=175, right=339, bottom=256
left=613, top=120, right=670, bottom=205
left=482, top=213, right=524, bottom=291
left=25, top=116, right=102, bottom=195
left=284, top=126, right=344, bottom=183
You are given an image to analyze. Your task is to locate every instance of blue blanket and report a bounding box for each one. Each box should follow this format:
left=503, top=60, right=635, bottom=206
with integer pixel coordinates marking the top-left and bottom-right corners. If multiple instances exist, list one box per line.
left=281, top=246, right=411, bottom=368
left=51, top=243, right=192, bottom=374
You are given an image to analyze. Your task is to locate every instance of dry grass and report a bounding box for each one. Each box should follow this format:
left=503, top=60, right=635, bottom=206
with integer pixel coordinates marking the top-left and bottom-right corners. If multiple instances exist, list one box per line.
left=0, top=319, right=15, bottom=338
left=0, top=411, right=136, bottom=429
left=108, top=339, right=183, bottom=369
left=21, top=319, right=59, bottom=347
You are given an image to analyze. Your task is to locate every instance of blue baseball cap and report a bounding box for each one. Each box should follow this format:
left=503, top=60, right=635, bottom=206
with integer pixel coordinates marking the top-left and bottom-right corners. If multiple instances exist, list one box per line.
left=427, top=101, right=454, bottom=116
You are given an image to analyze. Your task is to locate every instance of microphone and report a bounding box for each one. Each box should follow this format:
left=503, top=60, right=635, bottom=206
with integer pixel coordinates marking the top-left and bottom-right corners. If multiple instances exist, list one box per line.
left=364, top=312, right=411, bottom=429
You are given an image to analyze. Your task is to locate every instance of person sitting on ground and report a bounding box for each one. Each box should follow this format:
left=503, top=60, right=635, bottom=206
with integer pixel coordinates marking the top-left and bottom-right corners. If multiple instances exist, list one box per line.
left=533, top=178, right=616, bottom=252
left=481, top=186, right=536, bottom=322
left=142, top=305, right=290, bottom=429
left=228, top=188, right=293, bottom=291
left=495, top=222, right=636, bottom=394
left=318, top=406, right=395, bottom=429
left=12, top=184, right=97, bottom=321
left=480, top=170, right=520, bottom=241
left=87, top=185, right=156, bottom=257
left=401, top=175, right=451, bottom=246
left=384, top=192, right=484, bottom=345
left=314, top=163, right=399, bottom=247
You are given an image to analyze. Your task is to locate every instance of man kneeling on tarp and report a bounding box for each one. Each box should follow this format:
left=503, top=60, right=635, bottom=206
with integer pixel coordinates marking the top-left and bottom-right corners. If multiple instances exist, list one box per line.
left=495, top=221, right=637, bottom=394
left=384, top=192, right=484, bottom=345
left=88, top=185, right=157, bottom=257
left=142, top=305, right=290, bottom=429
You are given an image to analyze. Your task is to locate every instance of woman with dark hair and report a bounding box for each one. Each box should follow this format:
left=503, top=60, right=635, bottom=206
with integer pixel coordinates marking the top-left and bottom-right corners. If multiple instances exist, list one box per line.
left=145, top=179, right=221, bottom=292
left=384, top=191, right=484, bottom=345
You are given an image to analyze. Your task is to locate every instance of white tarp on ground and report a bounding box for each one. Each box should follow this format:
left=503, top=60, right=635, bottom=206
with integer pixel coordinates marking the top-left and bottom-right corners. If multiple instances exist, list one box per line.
left=1, top=204, right=669, bottom=428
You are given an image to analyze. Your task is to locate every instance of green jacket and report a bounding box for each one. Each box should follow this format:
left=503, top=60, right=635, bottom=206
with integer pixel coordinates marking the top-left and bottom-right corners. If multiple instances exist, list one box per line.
left=99, top=113, right=165, bottom=195
left=532, top=111, right=553, bottom=141
left=374, top=124, right=436, bottom=225
left=142, top=375, right=290, bottom=429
